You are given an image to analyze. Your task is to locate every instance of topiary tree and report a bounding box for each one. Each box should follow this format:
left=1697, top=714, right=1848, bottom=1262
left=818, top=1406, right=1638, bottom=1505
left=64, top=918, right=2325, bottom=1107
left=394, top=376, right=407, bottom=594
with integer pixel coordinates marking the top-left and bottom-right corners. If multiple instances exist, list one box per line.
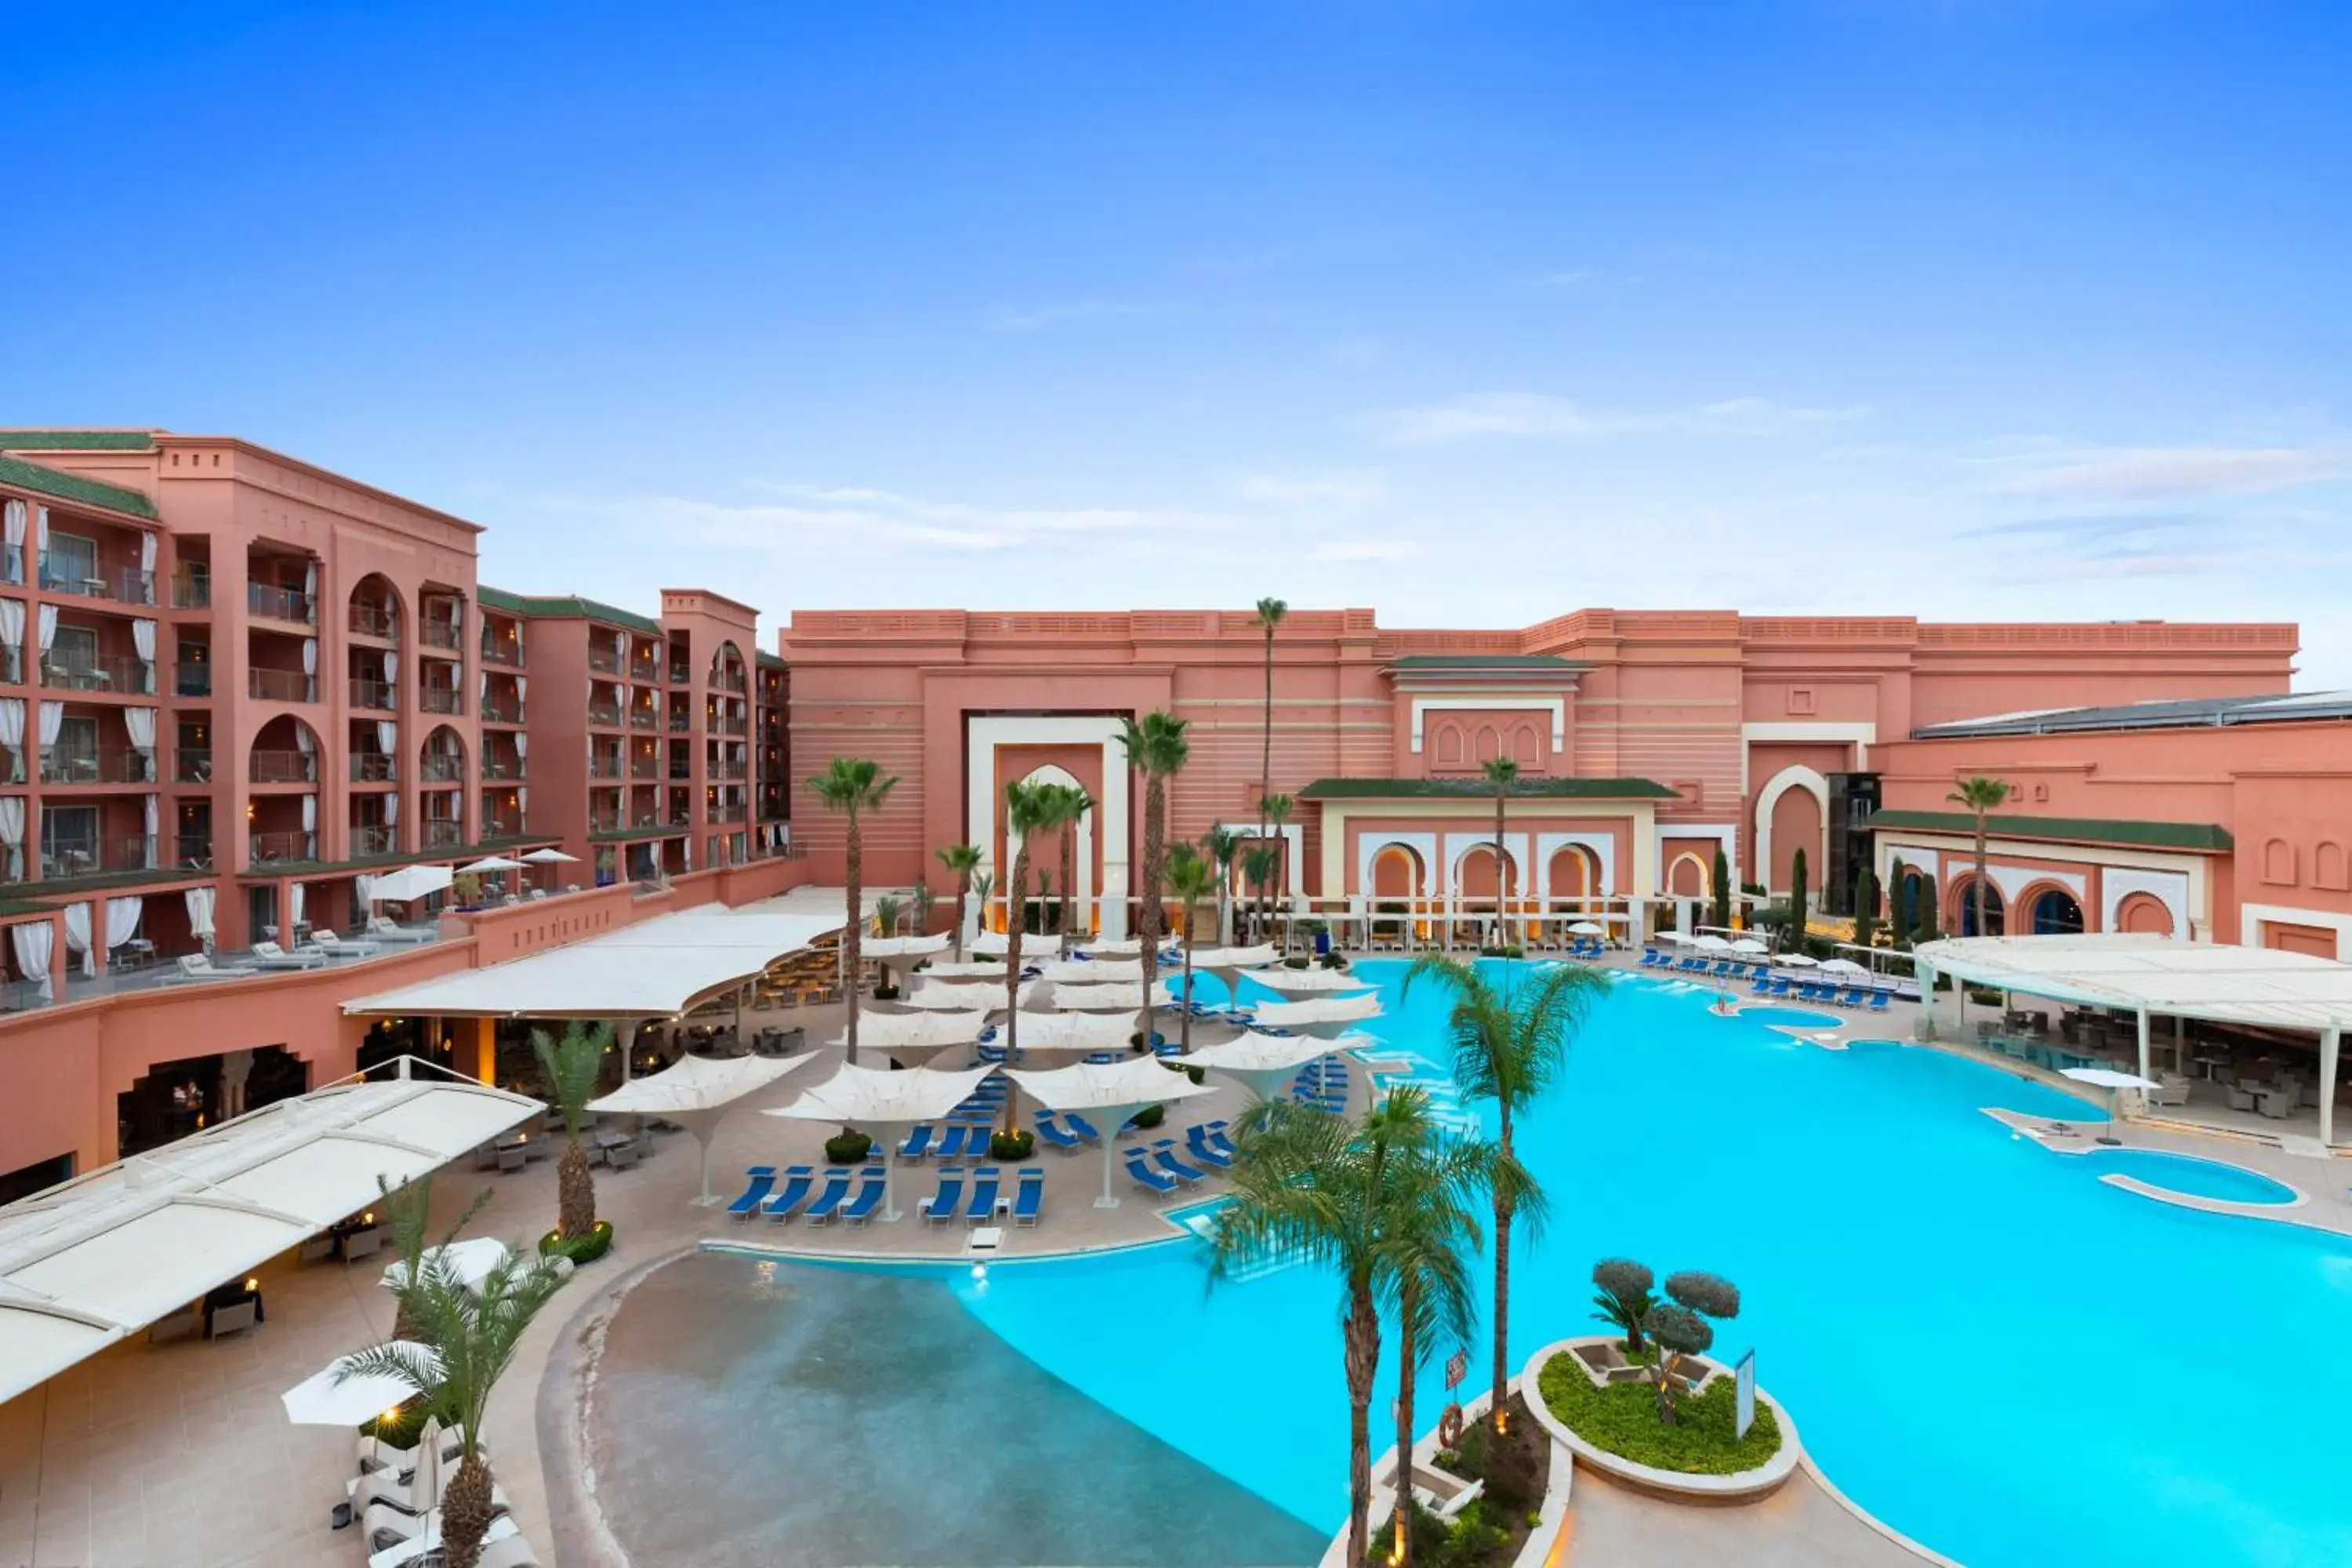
left=1853, top=864, right=1878, bottom=951
left=1916, top=872, right=1941, bottom=943
left=1590, top=1258, right=1657, bottom=1355
left=1888, top=856, right=1910, bottom=945
left=1788, top=848, right=1809, bottom=952
left=1710, top=849, right=1732, bottom=931
left=1646, top=1271, right=1741, bottom=1424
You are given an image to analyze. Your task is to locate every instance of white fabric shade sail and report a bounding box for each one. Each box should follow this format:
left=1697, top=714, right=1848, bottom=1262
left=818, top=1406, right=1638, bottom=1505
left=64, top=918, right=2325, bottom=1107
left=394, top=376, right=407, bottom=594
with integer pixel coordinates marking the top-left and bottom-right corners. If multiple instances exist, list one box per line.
left=1240, top=966, right=1375, bottom=997
left=1003, top=1056, right=1213, bottom=1207
left=2063, top=1066, right=2162, bottom=1091
left=921, top=960, right=1015, bottom=979
left=844, top=1010, right=993, bottom=1062
left=1817, top=958, right=1870, bottom=977
left=587, top=1049, right=822, bottom=1203
left=368, top=865, right=455, bottom=903
left=1180, top=1033, right=1352, bottom=1099
left=1913, top=935, right=2352, bottom=1034
left=521, top=848, right=579, bottom=865
left=459, top=856, right=528, bottom=873
left=1076, top=937, right=1143, bottom=957
left=0, top=1065, right=541, bottom=1406
left=1772, top=953, right=1820, bottom=968
left=1247, top=992, right=1385, bottom=1038
left=1568, top=921, right=1606, bottom=936
left=1000, top=1009, right=1140, bottom=1057
left=281, top=1342, right=445, bottom=1427
left=1029, top=958, right=1143, bottom=984
left=344, top=908, right=838, bottom=1021
left=382, top=1238, right=509, bottom=1294
left=765, top=1062, right=1000, bottom=1221
left=1040, top=978, right=1178, bottom=1012
left=1179, top=943, right=1279, bottom=975
left=863, top=933, right=951, bottom=959
left=902, top=978, right=1034, bottom=1011
left=968, top=931, right=1011, bottom=956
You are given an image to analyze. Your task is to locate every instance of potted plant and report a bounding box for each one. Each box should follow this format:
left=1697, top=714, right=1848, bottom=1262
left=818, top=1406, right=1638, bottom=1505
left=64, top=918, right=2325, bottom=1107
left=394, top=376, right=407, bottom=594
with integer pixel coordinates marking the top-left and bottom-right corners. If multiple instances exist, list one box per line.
left=824, top=1129, right=873, bottom=1163
left=989, top=1128, right=1035, bottom=1161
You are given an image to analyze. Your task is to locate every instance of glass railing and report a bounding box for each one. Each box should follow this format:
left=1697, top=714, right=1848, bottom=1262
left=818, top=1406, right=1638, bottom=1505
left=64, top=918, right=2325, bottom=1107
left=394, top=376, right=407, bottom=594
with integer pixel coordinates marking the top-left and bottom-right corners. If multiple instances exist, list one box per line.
left=420, top=754, right=464, bottom=782
left=40, top=746, right=157, bottom=785
left=246, top=582, right=315, bottom=623
left=589, top=647, right=622, bottom=674
left=420, top=688, right=463, bottom=714
left=348, top=604, right=400, bottom=640
left=629, top=708, right=656, bottom=729
left=40, top=835, right=158, bottom=878
left=172, top=564, right=210, bottom=609
left=350, top=824, right=397, bottom=856
left=421, top=619, right=462, bottom=652
left=248, top=750, right=318, bottom=783
left=175, top=833, right=213, bottom=869
left=480, top=699, right=523, bottom=724
left=351, top=753, right=397, bottom=782
left=40, top=555, right=155, bottom=606
left=481, top=756, right=525, bottom=780
left=249, top=830, right=318, bottom=865
left=588, top=702, right=623, bottom=727
left=481, top=636, right=525, bottom=667
left=248, top=669, right=314, bottom=702
left=175, top=749, right=212, bottom=782
left=350, top=677, right=397, bottom=710
left=175, top=662, right=211, bottom=698
left=40, top=655, right=155, bottom=695
left=423, top=821, right=463, bottom=849
left=630, top=754, right=659, bottom=779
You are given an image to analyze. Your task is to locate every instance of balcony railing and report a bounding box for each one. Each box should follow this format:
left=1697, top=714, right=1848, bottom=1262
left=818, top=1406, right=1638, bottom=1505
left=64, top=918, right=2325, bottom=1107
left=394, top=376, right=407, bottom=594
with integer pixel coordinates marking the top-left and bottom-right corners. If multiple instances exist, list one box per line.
left=668, top=760, right=692, bottom=780
left=351, top=753, right=397, bottom=782
left=176, top=833, right=213, bottom=869
left=709, top=804, right=748, bottom=824
left=172, top=564, right=210, bottom=609
left=421, top=619, right=462, bottom=652
left=420, top=753, right=464, bottom=783
left=40, top=554, right=155, bottom=606
left=420, top=688, right=463, bottom=715
left=588, top=647, right=622, bottom=675
left=588, top=702, right=622, bottom=727
left=629, top=657, right=659, bottom=684
left=480, top=698, right=522, bottom=725
left=350, top=677, right=397, bottom=711
left=709, top=717, right=747, bottom=737
left=247, top=582, right=315, bottom=623
left=629, top=707, right=657, bottom=730
left=249, top=669, right=314, bottom=702
left=175, top=662, right=211, bottom=698
left=708, top=760, right=747, bottom=781
left=629, top=754, right=659, bottom=779
left=481, top=815, right=524, bottom=839
left=249, top=750, right=318, bottom=783
left=481, top=635, right=525, bottom=667
left=249, top=830, right=318, bottom=865
left=481, top=755, right=525, bottom=780
left=40, top=835, right=158, bottom=879
left=589, top=755, right=625, bottom=781
left=176, top=748, right=212, bottom=783
left=713, top=670, right=746, bottom=694
left=348, top=603, right=401, bottom=640
left=350, top=824, right=397, bottom=856
left=41, top=746, right=157, bottom=785
left=423, top=820, right=463, bottom=849
left=40, top=655, right=155, bottom=695
left=668, top=660, right=688, bottom=684
left=667, top=710, right=688, bottom=731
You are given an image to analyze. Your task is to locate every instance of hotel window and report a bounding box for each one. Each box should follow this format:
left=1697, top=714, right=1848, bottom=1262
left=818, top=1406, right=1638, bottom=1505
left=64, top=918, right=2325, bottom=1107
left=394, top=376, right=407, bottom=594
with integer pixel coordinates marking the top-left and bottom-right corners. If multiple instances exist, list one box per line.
left=51, top=624, right=97, bottom=676
left=42, top=529, right=97, bottom=591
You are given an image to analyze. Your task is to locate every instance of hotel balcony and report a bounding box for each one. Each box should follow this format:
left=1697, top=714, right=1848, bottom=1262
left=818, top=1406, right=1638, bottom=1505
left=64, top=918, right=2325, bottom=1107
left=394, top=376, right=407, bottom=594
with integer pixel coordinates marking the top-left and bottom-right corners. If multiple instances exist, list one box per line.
left=589, top=644, right=623, bottom=676
left=480, top=695, right=523, bottom=724
left=419, top=686, right=463, bottom=716
left=421, top=616, right=463, bottom=654
left=347, top=599, right=401, bottom=643
left=249, top=829, right=318, bottom=866
left=709, top=803, right=748, bottom=825
left=667, top=707, right=689, bottom=731
left=40, top=745, right=156, bottom=786
left=350, top=676, right=397, bottom=712
left=350, top=823, right=397, bottom=857
left=480, top=751, right=525, bottom=782
left=39, top=654, right=155, bottom=697
left=589, top=750, right=626, bottom=782
left=709, top=713, right=748, bottom=738
left=589, top=699, right=623, bottom=727
left=174, top=662, right=211, bottom=698
left=176, top=831, right=213, bottom=870
left=170, top=561, right=210, bottom=610
left=351, top=751, right=397, bottom=783
left=248, top=667, right=315, bottom=703
left=629, top=750, right=659, bottom=780
left=420, top=751, right=465, bottom=784
left=38, top=551, right=155, bottom=608
left=481, top=629, right=525, bottom=667
left=246, top=580, right=315, bottom=626
left=249, top=749, right=319, bottom=785
left=423, top=819, right=464, bottom=850
left=174, top=747, right=212, bottom=784
left=38, top=833, right=159, bottom=880
left=628, top=702, right=657, bottom=730
left=707, top=758, right=747, bottom=782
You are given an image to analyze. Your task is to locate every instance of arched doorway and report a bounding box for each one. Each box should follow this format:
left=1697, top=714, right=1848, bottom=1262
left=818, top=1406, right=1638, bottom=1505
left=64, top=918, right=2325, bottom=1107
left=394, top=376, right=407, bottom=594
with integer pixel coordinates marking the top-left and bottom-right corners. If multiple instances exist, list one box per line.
left=1667, top=853, right=1709, bottom=899
left=1548, top=844, right=1597, bottom=906
left=2114, top=891, right=2174, bottom=936
left=1953, top=877, right=2005, bottom=936
left=1454, top=843, right=1519, bottom=909
left=2027, top=887, right=2085, bottom=935
left=1369, top=843, right=1423, bottom=946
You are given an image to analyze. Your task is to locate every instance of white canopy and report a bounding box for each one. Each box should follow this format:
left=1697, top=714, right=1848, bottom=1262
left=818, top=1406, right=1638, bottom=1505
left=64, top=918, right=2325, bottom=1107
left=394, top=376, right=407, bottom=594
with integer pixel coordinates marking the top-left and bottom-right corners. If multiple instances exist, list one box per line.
left=1241, top=966, right=1376, bottom=997
left=281, top=1341, right=444, bottom=1427
left=1181, top=943, right=1279, bottom=975
left=0, top=1063, right=540, bottom=1406
left=844, top=1010, right=993, bottom=1063
left=1773, top=953, right=1820, bottom=968
left=345, top=908, right=837, bottom=1022
left=969, top=931, right=1011, bottom=956
left=1568, top=921, right=1606, bottom=936
left=903, top=978, right=1033, bottom=1011
left=1003, top=1056, right=1214, bottom=1208
left=1001, top=1010, right=1139, bottom=1057
left=864, top=933, right=952, bottom=959
left=1691, top=934, right=1730, bottom=952
left=1043, top=978, right=1178, bottom=1012
left=1077, top=937, right=1143, bottom=957
left=1817, top=957, right=1870, bottom=978
left=587, top=1049, right=822, bottom=1203
left=1730, top=938, right=1770, bottom=955
left=460, top=855, right=528, bottom=873
left=921, top=960, right=1012, bottom=980
left=368, top=864, right=454, bottom=904
left=382, top=1237, right=509, bottom=1294
left=2063, top=1065, right=2162, bottom=1091
left=1030, top=958, right=1143, bottom=984
left=1248, top=992, right=1385, bottom=1038
left=765, top=1061, right=1000, bottom=1221
left=521, top=848, right=579, bottom=865
left=1180, top=1033, right=1352, bottom=1100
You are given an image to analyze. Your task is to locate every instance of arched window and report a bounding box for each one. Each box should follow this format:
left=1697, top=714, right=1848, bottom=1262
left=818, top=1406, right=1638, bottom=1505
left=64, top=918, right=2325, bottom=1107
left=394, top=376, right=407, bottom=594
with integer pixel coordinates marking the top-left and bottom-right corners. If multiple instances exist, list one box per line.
left=2262, top=838, right=2297, bottom=885
left=2028, top=888, right=2084, bottom=935
left=1952, top=877, right=2005, bottom=936
left=2114, top=892, right=2174, bottom=937
left=2314, top=841, right=2348, bottom=892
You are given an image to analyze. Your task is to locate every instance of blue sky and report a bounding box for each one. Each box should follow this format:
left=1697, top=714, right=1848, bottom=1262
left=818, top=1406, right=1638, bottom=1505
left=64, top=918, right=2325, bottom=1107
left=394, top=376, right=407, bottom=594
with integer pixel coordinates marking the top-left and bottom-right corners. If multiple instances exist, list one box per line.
left=8, top=1, right=2349, bottom=681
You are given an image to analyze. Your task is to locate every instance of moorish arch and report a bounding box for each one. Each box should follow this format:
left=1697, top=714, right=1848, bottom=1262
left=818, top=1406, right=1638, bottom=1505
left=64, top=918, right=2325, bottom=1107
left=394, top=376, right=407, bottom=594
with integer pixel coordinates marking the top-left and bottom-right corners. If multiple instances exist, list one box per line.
left=1370, top=841, right=1425, bottom=900
left=1754, top=764, right=1829, bottom=894
left=2114, top=891, right=2175, bottom=937
left=1951, top=876, right=2006, bottom=936
left=2021, top=884, right=2086, bottom=935
left=1002, top=762, right=1094, bottom=933
left=1548, top=844, right=1598, bottom=903
left=1666, top=852, right=1709, bottom=899
left=1452, top=841, right=1522, bottom=906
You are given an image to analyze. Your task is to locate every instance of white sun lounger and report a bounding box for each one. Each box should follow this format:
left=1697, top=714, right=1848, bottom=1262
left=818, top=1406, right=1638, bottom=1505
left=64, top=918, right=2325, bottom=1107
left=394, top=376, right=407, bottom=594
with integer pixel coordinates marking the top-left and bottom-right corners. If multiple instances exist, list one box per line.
left=248, top=940, right=328, bottom=970
left=163, top=953, right=260, bottom=984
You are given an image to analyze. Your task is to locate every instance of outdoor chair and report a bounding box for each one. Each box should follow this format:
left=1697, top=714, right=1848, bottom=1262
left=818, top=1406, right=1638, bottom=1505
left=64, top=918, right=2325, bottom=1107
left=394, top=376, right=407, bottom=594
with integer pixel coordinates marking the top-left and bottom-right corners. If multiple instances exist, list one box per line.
left=341, top=1227, right=383, bottom=1261
left=760, top=1166, right=815, bottom=1220
left=840, top=1172, right=888, bottom=1225
left=496, top=1145, right=527, bottom=1174
left=366, top=914, right=437, bottom=944
left=919, top=1168, right=965, bottom=1225
left=305, top=929, right=382, bottom=959
left=801, top=1169, right=855, bottom=1224
left=247, top=941, right=327, bottom=971
left=964, top=1166, right=1003, bottom=1222
left=205, top=1299, right=257, bottom=1339
left=606, top=1138, right=641, bottom=1171
left=1011, top=1167, right=1044, bottom=1225
left=727, top=1166, right=779, bottom=1217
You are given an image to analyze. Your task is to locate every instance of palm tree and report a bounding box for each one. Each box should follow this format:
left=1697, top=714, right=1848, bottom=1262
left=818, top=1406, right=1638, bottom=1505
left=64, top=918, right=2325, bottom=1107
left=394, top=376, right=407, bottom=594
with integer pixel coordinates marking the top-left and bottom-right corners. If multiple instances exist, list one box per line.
left=340, top=1249, right=569, bottom=1568
left=971, top=871, right=995, bottom=939
left=1000, top=780, right=1061, bottom=1134
left=1242, top=846, right=1279, bottom=948
left=1946, top=776, right=2011, bottom=936
left=1051, top=785, right=1096, bottom=954
left=1202, top=826, right=1241, bottom=945
left=532, top=1021, right=609, bottom=1242
left=935, top=842, right=982, bottom=961
left=1120, top=711, right=1192, bottom=1040
left=1258, top=792, right=1294, bottom=946
left=376, top=1172, right=490, bottom=1343
left=1252, top=597, right=1287, bottom=913
left=1482, top=757, right=1519, bottom=945
left=811, top=757, right=899, bottom=1065
left=1163, top=843, right=1218, bottom=1053
left=1210, top=1087, right=1461, bottom=1568
left=1401, top=956, right=1601, bottom=1433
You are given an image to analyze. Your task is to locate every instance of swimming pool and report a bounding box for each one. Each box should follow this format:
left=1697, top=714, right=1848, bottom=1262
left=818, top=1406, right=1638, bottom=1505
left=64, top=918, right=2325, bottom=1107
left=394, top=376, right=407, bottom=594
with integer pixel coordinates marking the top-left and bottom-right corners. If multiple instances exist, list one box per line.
left=1735, top=1005, right=1846, bottom=1031
left=659, top=960, right=2352, bottom=1567
left=2074, top=1146, right=2301, bottom=1206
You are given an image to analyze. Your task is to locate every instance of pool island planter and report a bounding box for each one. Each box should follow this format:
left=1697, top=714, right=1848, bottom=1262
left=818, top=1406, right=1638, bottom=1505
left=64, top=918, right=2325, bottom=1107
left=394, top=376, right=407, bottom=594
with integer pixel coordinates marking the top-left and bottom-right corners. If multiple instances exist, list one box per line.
left=1520, top=1337, right=1802, bottom=1502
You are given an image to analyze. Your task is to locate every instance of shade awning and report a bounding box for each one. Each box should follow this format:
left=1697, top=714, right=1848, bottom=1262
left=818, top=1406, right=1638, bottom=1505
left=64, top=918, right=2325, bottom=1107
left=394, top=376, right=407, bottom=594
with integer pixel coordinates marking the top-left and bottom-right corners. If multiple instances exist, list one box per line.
left=1030, top=959, right=1144, bottom=984
left=1241, top=967, right=1376, bottom=997
left=368, top=864, right=455, bottom=903
left=1913, top=934, right=2352, bottom=1033
left=1001, top=1011, right=1140, bottom=1055
left=902, top=979, right=1033, bottom=1011
left=1042, top=979, right=1178, bottom=1012
left=1003, top=1054, right=1213, bottom=1113
left=1247, top=993, right=1385, bottom=1036
left=586, top=1049, right=819, bottom=1120
left=845, top=1011, right=993, bottom=1054
left=0, top=1066, right=543, bottom=1406
left=764, top=1062, right=998, bottom=1127
left=865, top=933, right=953, bottom=959
left=343, top=907, right=840, bottom=1020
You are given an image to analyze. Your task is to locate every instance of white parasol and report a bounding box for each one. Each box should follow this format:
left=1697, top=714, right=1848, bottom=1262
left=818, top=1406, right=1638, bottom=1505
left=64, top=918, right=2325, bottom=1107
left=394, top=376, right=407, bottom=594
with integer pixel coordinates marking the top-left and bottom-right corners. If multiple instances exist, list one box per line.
left=1004, top=1056, right=1213, bottom=1208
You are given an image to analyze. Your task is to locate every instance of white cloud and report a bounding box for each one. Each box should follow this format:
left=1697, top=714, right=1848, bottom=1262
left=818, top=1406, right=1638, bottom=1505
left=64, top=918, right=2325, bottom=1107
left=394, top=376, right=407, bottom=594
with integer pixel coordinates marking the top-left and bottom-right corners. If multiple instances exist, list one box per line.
left=1233, top=469, right=1388, bottom=506
left=1308, top=538, right=1421, bottom=563
left=562, top=483, right=1194, bottom=557
left=1987, top=445, right=2349, bottom=502
left=1368, top=392, right=1868, bottom=447
left=981, top=300, right=1145, bottom=333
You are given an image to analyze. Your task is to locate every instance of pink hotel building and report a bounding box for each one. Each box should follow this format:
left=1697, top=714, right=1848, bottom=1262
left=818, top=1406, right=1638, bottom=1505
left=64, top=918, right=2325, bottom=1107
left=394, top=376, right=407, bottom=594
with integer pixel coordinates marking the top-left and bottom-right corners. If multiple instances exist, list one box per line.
left=0, top=426, right=2347, bottom=1193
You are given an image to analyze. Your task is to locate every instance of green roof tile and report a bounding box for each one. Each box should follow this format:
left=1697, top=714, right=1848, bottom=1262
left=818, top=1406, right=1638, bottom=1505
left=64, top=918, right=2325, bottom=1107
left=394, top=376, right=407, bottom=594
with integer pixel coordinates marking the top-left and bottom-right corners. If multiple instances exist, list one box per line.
left=0, top=430, right=158, bottom=452
left=1864, top=809, right=2233, bottom=853
left=477, top=586, right=662, bottom=637
left=1298, top=776, right=1680, bottom=800
left=0, top=454, right=159, bottom=521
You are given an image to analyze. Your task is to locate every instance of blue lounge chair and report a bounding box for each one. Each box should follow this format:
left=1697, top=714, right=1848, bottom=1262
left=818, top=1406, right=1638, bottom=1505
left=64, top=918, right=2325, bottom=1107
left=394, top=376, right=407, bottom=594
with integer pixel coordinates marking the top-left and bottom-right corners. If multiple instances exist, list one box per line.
left=760, top=1165, right=815, bottom=1221
left=897, top=1125, right=937, bottom=1160
left=966, top=1166, right=1003, bottom=1222
left=1152, top=1141, right=1207, bottom=1186
left=1033, top=1112, right=1083, bottom=1151
left=840, top=1171, right=887, bottom=1226
left=1201, top=1120, right=1236, bottom=1159
left=932, top=1123, right=974, bottom=1160
left=1768, top=977, right=1794, bottom=997
left=919, top=1168, right=965, bottom=1225
left=1869, top=991, right=1892, bottom=1013
left=1184, top=1124, right=1232, bottom=1169
left=800, top=1168, right=853, bottom=1224
left=1124, top=1149, right=1180, bottom=1195
left=1839, top=986, right=1868, bottom=1007
left=1065, top=1112, right=1102, bottom=1142
left=726, top=1165, right=777, bottom=1219
left=1011, top=1167, right=1044, bottom=1225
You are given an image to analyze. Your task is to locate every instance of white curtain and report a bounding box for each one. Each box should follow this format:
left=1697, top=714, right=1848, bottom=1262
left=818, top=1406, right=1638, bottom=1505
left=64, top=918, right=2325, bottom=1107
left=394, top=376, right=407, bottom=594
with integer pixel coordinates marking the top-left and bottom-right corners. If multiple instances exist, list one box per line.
left=34, top=506, right=47, bottom=553
left=2, top=499, right=21, bottom=551
left=376, top=720, right=396, bottom=754
left=132, top=619, right=157, bottom=687
left=140, top=532, right=156, bottom=574
left=11, top=919, right=53, bottom=1001
left=37, top=604, right=56, bottom=656
left=303, top=561, right=318, bottom=601
left=63, top=902, right=94, bottom=978
left=386, top=792, right=399, bottom=826
left=513, top=730, right=527, bottom=758
left=0, top=700, right=20, bottom=782
left=302, top=637, right=318, bottom=675
left=294, top=724, right=314, bottom=756
left=0, top=796, right=20, bottom=880
left=300, top=793, right=317, bottom=833
left=123, top=708, right=156, bottom=775
left=0, top=598, right=22, bottom=653
left=103, top=896, right=141, bottom=956
left=143, top=793, right=158, bottom=864
left=354, top=873, right=375, bottom=909
left=183, top=886, right=216, bottom=944
left=479, top=670, right=488, bottom=702
left=516, top=785, right=528, bottom=812
left=515, top=674, right=526, bottom=702
left=38, top=702, right=62, bottom=749
left=289, top=882, right=305, bottom=931
left=383, top=649, right=397, bottom=683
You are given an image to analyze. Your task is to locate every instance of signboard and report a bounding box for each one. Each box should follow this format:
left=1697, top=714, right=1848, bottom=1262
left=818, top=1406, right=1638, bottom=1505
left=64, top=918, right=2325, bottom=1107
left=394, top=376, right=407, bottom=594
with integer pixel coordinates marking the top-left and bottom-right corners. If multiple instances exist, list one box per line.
left=1734, top=1350, right=1757, bottom=1439
left=1444, top=1350, right=1468, bottom=1391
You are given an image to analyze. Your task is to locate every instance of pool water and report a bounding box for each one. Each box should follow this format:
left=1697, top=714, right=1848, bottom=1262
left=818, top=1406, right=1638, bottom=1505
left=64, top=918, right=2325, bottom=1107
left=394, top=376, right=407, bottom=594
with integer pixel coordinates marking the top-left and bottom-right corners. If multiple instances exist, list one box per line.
left=2076, top=1146, right=2301, bottom=1206
left=1735, top=1006, right=1847, bottom=1031
left=649, top=960, right=2352, bottom=1568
